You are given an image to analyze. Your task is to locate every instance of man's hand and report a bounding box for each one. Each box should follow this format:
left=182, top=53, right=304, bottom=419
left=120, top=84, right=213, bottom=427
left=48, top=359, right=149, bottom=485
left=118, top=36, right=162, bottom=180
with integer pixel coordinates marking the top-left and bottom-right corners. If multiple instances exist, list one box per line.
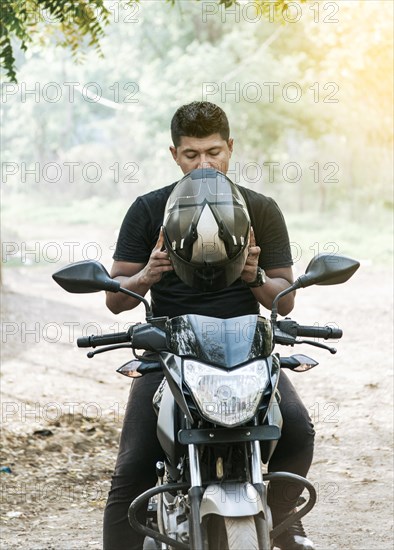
left=240, top=226, right=295, bottom=315
left=139, top=227, right=173, bottom=286
left=241, top=227, right=261, bottom=284
left=106, top=227, right=173, bottom=314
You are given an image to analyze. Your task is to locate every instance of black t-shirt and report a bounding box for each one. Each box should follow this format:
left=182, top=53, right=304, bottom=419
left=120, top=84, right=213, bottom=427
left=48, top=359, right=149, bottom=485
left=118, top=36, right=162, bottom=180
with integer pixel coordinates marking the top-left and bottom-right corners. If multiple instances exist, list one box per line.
left=113, top=183, right=293, bottom=319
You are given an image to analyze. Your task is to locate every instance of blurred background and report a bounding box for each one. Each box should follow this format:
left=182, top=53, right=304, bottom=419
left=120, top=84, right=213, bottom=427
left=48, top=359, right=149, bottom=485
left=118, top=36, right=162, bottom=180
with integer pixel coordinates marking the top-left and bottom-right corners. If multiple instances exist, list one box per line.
left=1, top=0, right=393, bottom=270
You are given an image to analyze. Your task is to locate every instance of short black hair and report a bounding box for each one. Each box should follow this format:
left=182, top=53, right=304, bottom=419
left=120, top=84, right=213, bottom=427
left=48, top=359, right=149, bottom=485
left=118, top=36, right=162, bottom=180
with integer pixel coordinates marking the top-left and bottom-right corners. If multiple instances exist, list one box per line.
left=171, top=101, right=230, bottom=147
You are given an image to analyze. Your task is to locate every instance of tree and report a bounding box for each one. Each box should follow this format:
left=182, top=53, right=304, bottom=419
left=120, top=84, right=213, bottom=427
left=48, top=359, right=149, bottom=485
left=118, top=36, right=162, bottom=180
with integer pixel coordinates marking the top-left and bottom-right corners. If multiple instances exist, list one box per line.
left=1, top=0, right=111, bottom=82
left=1, top=0, right=302, bottom=82
left=2, top=0, right=391, bottom=215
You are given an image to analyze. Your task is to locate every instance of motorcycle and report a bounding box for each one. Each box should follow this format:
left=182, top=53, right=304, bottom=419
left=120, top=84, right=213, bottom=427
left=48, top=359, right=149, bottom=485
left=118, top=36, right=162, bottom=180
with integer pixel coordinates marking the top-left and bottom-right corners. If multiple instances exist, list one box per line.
left=53, top=252, right=359, bottom=549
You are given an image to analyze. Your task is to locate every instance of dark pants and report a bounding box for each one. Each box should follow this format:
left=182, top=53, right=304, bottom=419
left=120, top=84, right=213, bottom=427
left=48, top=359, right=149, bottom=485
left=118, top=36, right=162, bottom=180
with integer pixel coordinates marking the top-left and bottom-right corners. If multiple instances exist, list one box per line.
left=103, top=371, right=315, bottom=550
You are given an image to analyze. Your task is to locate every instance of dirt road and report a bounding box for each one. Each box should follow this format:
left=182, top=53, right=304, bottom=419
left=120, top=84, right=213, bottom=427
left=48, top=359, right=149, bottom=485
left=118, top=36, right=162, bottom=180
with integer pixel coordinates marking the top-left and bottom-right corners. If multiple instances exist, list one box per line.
left=1, top=251, right=393, bottom=549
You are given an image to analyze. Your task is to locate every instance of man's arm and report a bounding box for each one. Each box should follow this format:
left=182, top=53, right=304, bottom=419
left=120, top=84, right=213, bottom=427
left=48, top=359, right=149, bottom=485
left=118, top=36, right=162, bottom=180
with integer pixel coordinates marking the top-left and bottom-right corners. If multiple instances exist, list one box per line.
left=249, top=266, right=295, bottom=316
left=241, top=228, right=295, bottom=316
left=106, top=229, right=173, bottom=314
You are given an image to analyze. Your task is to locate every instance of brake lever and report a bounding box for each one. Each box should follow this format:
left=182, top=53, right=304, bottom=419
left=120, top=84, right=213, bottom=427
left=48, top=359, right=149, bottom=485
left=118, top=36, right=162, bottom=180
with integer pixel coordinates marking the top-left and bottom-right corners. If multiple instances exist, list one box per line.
left=87, top=344, right=132, bottom=358
left=295, top=339, right=337, bottom=354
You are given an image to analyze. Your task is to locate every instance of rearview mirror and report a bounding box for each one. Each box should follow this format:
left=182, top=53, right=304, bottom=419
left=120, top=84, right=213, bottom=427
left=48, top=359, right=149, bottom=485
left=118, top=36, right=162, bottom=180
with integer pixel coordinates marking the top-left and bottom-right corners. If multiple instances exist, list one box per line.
left=271, top=253, right=360, bottom=322
left=296, top=253, right=360, bottom=288
left=52, top=260, right=120, bottom=294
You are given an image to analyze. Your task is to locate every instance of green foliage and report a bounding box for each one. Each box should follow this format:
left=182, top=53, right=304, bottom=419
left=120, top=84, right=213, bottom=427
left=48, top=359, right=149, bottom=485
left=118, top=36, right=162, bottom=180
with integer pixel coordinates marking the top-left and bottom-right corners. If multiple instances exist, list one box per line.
left=1, top=1, right=30, bottom=82
left=1, top=0, right=304, bottom=82
left=1, top=0, right=112, bottom=81
left=1, top=0, right=392, bottom=218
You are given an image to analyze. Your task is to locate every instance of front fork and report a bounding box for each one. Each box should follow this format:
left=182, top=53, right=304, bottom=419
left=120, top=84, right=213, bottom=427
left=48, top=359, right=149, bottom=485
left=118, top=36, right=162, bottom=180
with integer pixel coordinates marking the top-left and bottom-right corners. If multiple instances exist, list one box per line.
left=187, top=429, right=269, bottom=550
left=187, top=440, right=205, bottom=550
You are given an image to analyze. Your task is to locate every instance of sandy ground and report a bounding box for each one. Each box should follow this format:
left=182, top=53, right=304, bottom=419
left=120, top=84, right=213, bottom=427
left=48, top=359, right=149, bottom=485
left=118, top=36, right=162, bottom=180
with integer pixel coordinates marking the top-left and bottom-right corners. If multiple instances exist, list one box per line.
left=1, top=231, right=393, bottom=550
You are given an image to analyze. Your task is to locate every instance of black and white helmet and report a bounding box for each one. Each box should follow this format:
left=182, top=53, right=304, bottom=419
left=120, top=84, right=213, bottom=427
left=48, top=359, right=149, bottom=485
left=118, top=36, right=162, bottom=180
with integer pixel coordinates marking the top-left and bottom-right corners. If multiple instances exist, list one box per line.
left=163, top=168, right=250, bottom=291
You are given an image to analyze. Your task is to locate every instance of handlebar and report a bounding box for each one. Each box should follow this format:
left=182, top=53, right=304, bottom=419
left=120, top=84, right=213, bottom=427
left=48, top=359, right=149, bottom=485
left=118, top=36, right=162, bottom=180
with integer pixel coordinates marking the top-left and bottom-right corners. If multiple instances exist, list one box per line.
left=295, top=325, right=342, bottom=339
left=274, top=319, right=342, bottom=347
left=76, top=318, right=342, bottom=355
left=77, top=321, right=168, bottom=352
left=77, top=330, right=131, bottom=348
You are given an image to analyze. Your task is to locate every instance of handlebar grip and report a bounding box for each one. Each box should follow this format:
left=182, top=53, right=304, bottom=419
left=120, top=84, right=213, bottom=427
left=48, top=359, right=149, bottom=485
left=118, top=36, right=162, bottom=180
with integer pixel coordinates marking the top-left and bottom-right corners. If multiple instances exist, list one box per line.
left=77, top=331, right=130, bottom=348
left=77, top=336, right=93, bottom=348
left=327, top=327, right=343, bottom=339
left=296, top=325, right=342, bottom=339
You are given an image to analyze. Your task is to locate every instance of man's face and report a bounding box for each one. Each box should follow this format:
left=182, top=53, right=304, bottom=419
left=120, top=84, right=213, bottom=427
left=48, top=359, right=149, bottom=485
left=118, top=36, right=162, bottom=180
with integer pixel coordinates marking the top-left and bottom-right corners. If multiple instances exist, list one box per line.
left=170, top=133, right=234, bottom=175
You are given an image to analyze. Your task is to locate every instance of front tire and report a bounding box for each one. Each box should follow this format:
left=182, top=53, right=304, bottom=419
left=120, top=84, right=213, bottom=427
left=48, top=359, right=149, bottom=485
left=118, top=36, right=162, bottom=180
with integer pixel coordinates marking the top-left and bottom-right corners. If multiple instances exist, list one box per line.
left=207, top=515, right=260, bottom=550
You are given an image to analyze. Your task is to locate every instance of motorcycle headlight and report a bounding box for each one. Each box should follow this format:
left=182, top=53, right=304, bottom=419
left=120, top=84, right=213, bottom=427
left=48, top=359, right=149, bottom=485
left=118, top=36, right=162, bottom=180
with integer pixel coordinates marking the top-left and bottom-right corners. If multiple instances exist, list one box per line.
left=183, top=360, right=269, bottom=427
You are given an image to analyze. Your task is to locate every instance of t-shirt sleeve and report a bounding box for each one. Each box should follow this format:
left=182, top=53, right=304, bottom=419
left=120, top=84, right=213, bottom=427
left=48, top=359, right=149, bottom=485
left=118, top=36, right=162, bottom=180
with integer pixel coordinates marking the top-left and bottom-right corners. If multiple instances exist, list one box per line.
left=254, top=197, right=293, bottom=270
left=112, top=197, right=154, bottom=263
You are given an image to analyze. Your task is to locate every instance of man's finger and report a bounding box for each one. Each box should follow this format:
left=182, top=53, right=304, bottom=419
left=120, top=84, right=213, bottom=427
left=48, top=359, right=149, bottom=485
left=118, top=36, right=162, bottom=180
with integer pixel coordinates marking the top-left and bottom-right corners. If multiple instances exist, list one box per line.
left=154, top=226, right=165, bottom=250
left=249, top=226, right=256, bottom=247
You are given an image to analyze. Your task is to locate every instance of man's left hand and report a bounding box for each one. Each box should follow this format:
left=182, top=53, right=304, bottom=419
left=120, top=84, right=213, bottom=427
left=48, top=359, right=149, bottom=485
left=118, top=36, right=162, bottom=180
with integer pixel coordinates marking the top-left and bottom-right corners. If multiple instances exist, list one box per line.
left=241, top=226, right=261, bottom=284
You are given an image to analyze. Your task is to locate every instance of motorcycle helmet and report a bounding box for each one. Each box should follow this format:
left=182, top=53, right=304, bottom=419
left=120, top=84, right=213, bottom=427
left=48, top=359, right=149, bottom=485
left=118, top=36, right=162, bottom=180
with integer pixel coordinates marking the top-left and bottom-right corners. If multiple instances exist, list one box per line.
left=163, top=168, right=250, bottom=291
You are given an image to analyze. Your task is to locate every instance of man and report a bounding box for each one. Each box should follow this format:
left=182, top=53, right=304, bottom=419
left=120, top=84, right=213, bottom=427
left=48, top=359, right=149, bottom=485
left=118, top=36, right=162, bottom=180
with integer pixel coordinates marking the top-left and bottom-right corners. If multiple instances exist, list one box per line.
left=104, top=102, right=315, bottom=550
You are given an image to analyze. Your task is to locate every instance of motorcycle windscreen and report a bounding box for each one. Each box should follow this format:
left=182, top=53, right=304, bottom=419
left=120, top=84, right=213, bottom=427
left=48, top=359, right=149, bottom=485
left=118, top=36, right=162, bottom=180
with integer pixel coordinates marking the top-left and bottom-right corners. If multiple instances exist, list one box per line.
left=166, top=314, right=273, bottom=368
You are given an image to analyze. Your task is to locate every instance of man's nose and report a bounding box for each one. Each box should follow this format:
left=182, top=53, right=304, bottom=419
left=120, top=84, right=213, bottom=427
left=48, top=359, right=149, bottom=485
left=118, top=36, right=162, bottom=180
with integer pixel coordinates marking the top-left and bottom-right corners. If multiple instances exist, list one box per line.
left=198, top=155, right=214, bottom=169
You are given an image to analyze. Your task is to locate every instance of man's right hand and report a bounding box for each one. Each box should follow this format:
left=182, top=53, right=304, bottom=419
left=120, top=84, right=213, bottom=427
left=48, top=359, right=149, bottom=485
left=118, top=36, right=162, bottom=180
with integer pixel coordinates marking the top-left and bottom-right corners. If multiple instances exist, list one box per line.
left=140, top=227, right=173, bottom=286
left=106, top=227, right=173, bottom=314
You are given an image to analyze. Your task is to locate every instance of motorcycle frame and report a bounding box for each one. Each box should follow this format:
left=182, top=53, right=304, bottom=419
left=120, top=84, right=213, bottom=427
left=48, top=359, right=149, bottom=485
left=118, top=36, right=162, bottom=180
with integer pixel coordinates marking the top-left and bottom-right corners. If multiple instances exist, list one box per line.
left=128, top=468, right=317, bottom=550
left=129, top=382, right=316, bottom=549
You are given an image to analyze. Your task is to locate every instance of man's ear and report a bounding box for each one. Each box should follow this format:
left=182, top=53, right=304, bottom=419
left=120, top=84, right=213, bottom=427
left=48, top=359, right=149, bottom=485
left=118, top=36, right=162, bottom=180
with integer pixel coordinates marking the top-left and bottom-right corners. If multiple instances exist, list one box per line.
left=228, top=138, right=234, bottom=155
left=169, top=145, right=178, bottom=164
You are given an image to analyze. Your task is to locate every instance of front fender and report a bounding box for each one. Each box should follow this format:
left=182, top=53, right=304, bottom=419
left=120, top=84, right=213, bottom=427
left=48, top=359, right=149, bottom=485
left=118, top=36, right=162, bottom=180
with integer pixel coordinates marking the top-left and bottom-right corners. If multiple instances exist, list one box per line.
left=200, top=482, right=264, bottom=518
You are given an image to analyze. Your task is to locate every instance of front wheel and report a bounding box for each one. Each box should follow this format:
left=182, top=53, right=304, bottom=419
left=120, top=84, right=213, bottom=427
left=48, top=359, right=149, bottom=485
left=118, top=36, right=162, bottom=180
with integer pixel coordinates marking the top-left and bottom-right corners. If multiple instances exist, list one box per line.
left=206, top=515, right=262, bottom=550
